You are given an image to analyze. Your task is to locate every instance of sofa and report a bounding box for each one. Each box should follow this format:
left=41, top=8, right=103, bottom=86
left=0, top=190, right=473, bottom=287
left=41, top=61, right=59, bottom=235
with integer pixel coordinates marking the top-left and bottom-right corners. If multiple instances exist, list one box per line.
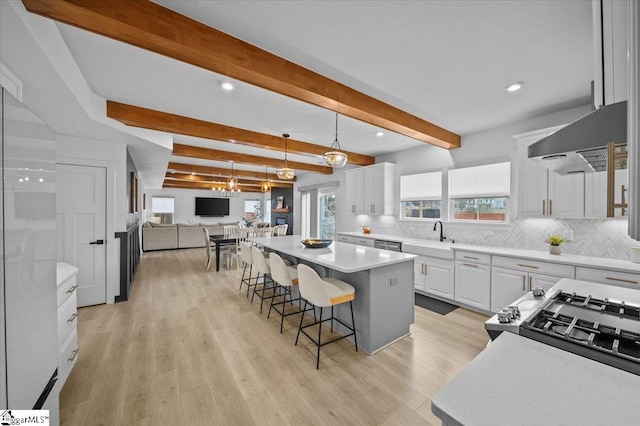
left=142, top=221, right=239, bottom=251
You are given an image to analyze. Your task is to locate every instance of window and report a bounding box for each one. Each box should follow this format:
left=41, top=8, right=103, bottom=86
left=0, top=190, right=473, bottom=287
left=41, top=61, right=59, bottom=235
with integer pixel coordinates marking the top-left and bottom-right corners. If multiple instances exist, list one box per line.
left=151, top=196, right=174, bottom=224
left=264, top=198, right=271, bottom=224
left=400, top=171, right=442, bottom=220
left=301, top=191, right=311, bottom=237
left=243, top=199, right=261, bottom=225
left=318, top=191, right=335, bottom=239
left=449, top=162, right=510, bottom=222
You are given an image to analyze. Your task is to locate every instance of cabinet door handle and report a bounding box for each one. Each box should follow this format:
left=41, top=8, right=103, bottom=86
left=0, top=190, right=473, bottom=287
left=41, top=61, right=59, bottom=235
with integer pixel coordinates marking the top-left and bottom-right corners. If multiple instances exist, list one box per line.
left=67, top=313, right=78, bottom=323
left=463, top=256, right=479, bottom=260
left=529, top=276, right=532, bottom=291
left=542, top=200, right=546, bottom=215
left=68, top=348, right=79, bottom=362
left=424, top=264, right=427, bottom=275
left=522, top=275, right=525, bottom=291
left=66, top=285, right=78, bottom=294
left=549, top=199, right=553, bottom=216
left=517, top=264, right=539, bottom=269
left=606, top=277, right=638, bottom=285
left=463, top=263, right=479, bottom=268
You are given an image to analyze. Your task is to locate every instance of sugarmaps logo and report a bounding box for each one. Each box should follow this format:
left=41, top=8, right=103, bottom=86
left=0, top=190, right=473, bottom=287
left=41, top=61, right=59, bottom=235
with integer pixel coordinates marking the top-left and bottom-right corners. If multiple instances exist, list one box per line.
left=1, top=410, right=49, bottom=425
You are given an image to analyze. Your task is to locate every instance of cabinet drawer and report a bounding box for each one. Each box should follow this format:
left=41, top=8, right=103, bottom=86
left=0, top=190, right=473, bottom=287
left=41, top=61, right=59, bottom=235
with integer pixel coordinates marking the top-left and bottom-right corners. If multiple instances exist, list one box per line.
left=354, top=237, right=374, bottom=247
left=492, top=256, right=574, bottom=278
left=455, top=251, right=491, bottom=265
left=576, top=267, right=640, bottom=289
left=336, top=235, right=355, bottom=243
left=59, top=329, right=79, bottom=388
left=58, top=293, right=78, bottom=348
left=57, top=273, right=78, bottom=307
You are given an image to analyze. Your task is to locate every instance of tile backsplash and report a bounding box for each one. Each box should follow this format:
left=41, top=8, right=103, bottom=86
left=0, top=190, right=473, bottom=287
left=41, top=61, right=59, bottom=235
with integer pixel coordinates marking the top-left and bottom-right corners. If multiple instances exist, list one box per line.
left=353, top=216, right=638, bottom=261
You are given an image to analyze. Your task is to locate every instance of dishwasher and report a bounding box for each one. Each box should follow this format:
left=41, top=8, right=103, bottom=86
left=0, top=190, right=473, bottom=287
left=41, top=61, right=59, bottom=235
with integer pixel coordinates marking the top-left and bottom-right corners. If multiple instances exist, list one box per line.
left=373, top=239, right=402, bottom=252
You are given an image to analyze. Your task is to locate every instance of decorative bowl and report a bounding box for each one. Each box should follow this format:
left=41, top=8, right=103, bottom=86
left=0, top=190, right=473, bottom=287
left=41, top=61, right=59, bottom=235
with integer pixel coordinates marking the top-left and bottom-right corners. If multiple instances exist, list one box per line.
left=301, top=239, right=333, bottom=248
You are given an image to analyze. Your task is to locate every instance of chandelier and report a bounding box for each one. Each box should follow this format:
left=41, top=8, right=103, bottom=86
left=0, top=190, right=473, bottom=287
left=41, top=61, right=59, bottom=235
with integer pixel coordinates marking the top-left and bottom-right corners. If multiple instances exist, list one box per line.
left=228, top=161, right=237, bottom=190
left=276, top=133, right=295, bottom=180
left=323, top=112, right=348, bottom=167
left=262, top=166, right=271, bottom=192
left=211, top=185, right=240, bottom=198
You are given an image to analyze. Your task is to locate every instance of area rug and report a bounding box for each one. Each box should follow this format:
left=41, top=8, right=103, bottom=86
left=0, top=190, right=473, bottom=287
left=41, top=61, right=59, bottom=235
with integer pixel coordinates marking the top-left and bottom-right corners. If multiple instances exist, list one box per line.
left=415, top=293, right=458, bottom=315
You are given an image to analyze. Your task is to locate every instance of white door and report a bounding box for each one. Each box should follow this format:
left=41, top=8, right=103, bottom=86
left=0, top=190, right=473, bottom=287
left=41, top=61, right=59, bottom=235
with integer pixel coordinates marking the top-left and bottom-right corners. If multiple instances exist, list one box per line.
left=454, top=262, right=491, bottom=311
left=56, top=164, right=107, bottom=307
left=548, top=173, right=585, bottom=218
left=414, top=260, right=426, bottom=291
left=426, top=262, right=454, bottom=299
left=490, top=267, right=527, bottom=313
left=518, top=139, right=549, bottom=218
left=529, top=273, right=563, bottom=292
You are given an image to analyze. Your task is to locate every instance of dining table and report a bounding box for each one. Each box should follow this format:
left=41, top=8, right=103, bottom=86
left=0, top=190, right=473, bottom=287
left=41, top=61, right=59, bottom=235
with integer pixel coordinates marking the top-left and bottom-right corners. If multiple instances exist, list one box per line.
left=208, top=234, right=238, bottom=272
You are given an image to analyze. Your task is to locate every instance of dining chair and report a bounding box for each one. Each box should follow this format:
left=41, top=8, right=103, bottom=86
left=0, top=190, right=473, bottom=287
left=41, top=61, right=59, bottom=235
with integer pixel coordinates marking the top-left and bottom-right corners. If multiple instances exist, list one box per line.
left=202, top=227, right=214, bottom=270
left=223, top=224, right=241, bottom=268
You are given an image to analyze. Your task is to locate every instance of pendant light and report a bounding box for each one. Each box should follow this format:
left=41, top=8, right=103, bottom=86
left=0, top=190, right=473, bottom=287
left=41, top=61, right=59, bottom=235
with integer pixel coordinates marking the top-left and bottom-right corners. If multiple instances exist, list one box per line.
left=276, top=133, right=295, bottom=180
left=324, top=112, right=348, bottom=167
left=228, top=161, right=237, bottom=190
left=262, top=166, right=271, bottom=192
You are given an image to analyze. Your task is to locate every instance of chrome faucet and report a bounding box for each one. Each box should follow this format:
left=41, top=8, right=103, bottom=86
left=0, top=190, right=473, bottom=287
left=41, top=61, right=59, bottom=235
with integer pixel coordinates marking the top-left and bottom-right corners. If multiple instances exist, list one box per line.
left=433, top=220, right=446, bottom=242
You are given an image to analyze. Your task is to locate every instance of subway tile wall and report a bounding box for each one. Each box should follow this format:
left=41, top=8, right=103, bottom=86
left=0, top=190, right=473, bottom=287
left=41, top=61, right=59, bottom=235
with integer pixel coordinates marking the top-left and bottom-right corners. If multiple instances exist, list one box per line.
left=354, top=216, right=638, bottom=261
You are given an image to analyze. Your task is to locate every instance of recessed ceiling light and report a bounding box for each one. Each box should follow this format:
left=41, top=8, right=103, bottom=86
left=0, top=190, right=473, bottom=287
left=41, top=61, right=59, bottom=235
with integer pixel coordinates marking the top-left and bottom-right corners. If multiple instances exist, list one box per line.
left=375, top=131, right=384, bottom=137
left=505, top=81, right=524, bottom=93
left=221, top=81, right=234, bottom=91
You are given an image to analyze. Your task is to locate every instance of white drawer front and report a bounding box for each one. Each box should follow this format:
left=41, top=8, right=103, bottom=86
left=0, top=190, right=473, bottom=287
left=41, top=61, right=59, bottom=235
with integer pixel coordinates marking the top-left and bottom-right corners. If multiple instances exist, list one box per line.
left=59, top=329, right=79, bottom=388
left=455, top=251, right=491, bottom=265
left=58, top=293, right=78, bottom=348
left=337, top=235, right=355, bottom=243
left=354, top=237, right=374, bottom=247
left=576, top=267, right=640, bottom=289
left=57, top=274, right=78, bottom=307
left=492, top=256, right=574, bottom=278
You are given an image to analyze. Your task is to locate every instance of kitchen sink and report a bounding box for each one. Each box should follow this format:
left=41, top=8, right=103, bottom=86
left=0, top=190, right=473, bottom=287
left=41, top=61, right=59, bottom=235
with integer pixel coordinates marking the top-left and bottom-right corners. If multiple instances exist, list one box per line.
left=402, top=241, right=454, bottom=259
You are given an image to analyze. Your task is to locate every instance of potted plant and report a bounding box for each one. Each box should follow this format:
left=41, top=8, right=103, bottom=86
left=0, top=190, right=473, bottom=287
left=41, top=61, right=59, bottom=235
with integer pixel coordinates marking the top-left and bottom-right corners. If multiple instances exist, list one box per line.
left=545, top=235, right=567, bottom=255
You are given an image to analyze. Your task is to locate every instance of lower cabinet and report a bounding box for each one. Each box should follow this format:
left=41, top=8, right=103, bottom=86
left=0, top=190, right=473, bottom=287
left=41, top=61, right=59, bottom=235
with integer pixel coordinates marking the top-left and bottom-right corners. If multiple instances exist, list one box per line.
left=57, top=263, right=79, bottom=389
left=454, top=260, right=491, bottom=311
left=575, top=267, right=640, bottom=289
left=414, top=256, right=454, bottom=299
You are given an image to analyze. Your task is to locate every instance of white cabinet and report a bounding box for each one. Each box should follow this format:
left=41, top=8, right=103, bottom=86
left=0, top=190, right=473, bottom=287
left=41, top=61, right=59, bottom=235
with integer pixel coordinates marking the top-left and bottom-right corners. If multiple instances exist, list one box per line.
left=57, top=262, right=79, bottom=389
left=576, top=267, right=640, bottom=290
left=336, top=234, right=355, bottom=243
left=454, top=251, right=491, bottom=311
left=515, top=127, right=585, bottom=218
left=345, top=163, right=395, bottom=215
left=490, top=256, right=574, bottom=312
left=414, top=256, right=454, bottom=299
left=584, top=169, right=629, bottom=218
left=594, top=0, right=629, bottom=107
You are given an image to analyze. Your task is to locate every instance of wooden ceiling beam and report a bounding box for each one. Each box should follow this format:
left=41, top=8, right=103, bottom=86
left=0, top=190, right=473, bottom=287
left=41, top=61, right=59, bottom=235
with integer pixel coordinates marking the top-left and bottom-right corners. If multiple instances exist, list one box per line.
left=107, top=101, right=375, bottom=166
left=24, top=0, right=461, bottom=150
left=165, top=172, right=293, bottom=188
left=172, top=143, right=332, bottom=175
left=162, top=180, right=264, bottom=192
left=167, top=162, right=295, bottom=182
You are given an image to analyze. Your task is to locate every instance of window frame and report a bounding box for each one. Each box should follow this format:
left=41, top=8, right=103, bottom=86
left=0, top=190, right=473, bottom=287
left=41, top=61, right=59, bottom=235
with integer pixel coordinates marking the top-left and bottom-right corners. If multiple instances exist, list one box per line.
left=399, top=170, right=443, bottom=222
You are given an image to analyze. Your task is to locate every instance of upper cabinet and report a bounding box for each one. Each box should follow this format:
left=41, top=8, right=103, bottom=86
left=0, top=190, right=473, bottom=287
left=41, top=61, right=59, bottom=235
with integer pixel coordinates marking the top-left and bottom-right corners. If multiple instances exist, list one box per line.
left=593, top=0, right=629, bottom=107
left=345, top=163, right=395, bottom=216
left=515, top=127, right=585, bottom=219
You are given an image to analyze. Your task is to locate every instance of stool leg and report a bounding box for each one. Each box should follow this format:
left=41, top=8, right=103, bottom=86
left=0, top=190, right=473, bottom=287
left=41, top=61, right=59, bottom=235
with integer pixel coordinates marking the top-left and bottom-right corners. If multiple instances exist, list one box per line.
left=331, top=306, right=334, bottom=333
left=268, top=283, right=278, bottom=319
left=316, top=307, right=323, bottom=369
left=251, top=272, right=260, bottom=304
left=246, top=265, right=253, bottom=298
left=296, top=300, right=307, bottom=346
left=239, top=263, right=247, bottom=291
left=350, top=301, right=358, bottom=352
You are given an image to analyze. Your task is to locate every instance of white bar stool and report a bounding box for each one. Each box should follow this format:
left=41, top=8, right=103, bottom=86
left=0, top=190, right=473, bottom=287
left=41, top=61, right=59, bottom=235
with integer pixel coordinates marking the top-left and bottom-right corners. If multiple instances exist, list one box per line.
left=295, top=264, right=358, bottom=369
left=250, top=246, right=277, bottom=314
left=267, top=253, right=314, bottom=333
left=238, top=241, right=259, bottom=297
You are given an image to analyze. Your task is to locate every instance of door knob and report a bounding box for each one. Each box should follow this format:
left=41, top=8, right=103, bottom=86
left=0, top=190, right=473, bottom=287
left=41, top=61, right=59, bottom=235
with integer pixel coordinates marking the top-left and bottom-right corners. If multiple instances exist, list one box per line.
left=90, top=239, right=104, bottom=245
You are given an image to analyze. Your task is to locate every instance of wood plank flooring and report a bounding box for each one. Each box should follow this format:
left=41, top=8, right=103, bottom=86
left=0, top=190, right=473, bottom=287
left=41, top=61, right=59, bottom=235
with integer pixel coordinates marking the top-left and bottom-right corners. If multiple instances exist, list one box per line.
left=60, top=248, right=489, bottom=425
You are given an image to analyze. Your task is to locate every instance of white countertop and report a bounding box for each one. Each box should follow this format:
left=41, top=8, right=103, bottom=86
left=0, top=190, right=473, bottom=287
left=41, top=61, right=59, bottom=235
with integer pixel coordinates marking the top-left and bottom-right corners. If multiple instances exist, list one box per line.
left=56, top=262, right=78, bottom=286
left=251, top=235, right=416, bottom=273
left=337, top=231, right=640, bottom=273
left=431, top=332, right=640, bottom=426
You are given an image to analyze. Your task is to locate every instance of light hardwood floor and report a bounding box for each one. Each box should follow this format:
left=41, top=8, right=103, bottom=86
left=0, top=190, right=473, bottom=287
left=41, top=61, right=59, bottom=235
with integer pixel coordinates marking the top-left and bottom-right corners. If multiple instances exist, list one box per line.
left=60, top=248, right=489, bottom=425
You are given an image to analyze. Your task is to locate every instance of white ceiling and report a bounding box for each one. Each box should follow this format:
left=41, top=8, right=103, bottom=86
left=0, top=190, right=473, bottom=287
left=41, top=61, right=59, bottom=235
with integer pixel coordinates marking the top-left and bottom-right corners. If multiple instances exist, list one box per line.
left=52, top=0, right=592, bottom=184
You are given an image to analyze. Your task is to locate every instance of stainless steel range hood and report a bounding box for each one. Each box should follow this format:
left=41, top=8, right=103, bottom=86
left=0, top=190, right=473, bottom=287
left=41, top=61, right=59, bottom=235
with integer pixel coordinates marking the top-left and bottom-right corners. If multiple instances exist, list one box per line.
left=527, top=101, right=627, bottom=175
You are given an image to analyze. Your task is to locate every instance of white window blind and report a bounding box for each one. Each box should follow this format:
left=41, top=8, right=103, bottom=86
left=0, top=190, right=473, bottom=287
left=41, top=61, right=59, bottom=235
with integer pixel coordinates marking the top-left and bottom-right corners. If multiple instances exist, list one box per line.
left=449, top=162, right=511, bottom=198
left=151, top=196, right=174, bottom=213
left=400, top=172, right=442, bottom=201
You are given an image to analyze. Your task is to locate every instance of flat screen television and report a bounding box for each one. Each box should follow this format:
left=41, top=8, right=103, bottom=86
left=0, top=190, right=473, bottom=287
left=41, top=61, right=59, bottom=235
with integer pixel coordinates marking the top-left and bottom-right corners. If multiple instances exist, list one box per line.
left=195, top=197, right=229, bottom=217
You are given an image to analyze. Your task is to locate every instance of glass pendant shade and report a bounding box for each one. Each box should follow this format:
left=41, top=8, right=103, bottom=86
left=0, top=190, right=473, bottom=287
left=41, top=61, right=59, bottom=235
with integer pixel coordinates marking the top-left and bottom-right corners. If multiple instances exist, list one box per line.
left=324, top=112, right=349, bottom=167
left=276, top=133, right=296, bottom=180
left=228, top=162, right=237, bottom=190
left=262, top=166, right=271, bottom=192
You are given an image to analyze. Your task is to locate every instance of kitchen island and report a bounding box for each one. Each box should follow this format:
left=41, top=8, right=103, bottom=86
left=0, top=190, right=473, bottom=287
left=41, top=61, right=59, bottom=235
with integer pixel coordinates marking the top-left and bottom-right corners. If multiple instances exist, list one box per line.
left=251, top=235, right=417, bottom=354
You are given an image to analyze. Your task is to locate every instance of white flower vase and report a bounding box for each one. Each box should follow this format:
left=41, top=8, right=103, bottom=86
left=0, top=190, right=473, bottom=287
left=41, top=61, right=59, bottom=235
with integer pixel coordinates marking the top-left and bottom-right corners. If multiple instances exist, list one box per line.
left=549, top=245, right=561, bottom=255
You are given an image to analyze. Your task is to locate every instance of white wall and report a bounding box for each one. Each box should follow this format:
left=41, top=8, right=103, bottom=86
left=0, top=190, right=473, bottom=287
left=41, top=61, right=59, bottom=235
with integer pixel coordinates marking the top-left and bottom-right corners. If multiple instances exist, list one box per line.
left=144, top=187, right=269, bottom=224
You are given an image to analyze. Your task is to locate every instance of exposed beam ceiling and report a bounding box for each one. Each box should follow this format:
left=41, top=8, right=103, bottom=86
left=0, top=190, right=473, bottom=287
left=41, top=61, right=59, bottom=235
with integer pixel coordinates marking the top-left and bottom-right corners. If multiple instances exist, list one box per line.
left=172, top=144, right=333, bottom=175
left=165, top=172, right=293, bottom=188
left=107, top=101, right=375, bottom=166
left=23, top=0, right=461, bottom=150
left=163, top=179, right=268, bottom=192
left=167, top=162, right=295, bottom=182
